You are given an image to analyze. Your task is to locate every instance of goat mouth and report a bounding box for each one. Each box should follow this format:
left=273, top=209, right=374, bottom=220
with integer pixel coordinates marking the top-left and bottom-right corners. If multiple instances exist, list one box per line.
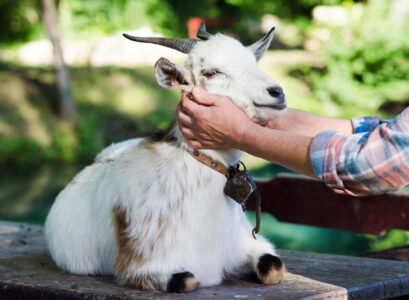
left=253, top=101, right=287, bottom=110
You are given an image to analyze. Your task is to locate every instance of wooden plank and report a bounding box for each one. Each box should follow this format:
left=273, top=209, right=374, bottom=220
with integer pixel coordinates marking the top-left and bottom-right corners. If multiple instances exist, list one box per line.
left=1, top=221, right=409, bottom=299
left=249, top=174, right=409, bottom=234
left=282, top=250, right=409, bottom=299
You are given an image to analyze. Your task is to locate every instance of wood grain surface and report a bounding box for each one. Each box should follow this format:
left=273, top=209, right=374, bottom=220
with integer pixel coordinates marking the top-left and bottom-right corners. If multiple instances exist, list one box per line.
left=1, top=221, right=409, bottom=299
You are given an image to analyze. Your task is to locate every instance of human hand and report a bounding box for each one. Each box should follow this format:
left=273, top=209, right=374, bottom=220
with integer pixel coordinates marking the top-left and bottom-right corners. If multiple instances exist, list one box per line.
left=177, top=87, right=253, bottom=149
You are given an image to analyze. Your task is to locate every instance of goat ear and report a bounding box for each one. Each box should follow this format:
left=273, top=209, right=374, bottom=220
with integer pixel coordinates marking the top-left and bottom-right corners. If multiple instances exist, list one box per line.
left=154, top=58, right=193, bottom=92
left=247, top=27, right=275, bottom=62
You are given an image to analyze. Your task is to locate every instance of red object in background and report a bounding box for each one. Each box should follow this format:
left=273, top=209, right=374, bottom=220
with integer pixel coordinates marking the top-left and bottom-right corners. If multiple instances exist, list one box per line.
left=187, top=17, right=235, bottom=38
left=187, top=18, right=203, bottom=39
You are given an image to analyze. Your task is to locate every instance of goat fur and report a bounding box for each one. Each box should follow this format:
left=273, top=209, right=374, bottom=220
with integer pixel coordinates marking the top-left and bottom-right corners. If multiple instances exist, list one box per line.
left=45, top=28, right=286, bottom=292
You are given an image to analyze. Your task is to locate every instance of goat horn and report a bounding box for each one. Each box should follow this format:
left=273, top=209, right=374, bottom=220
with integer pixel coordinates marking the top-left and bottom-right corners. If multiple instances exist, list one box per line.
left=122, top=34, right=198, bottom=54
left=197, top=22, right=212, bottom=40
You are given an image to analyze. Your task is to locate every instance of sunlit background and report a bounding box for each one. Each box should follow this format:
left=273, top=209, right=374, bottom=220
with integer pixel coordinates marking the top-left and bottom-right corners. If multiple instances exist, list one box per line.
left=1, top=0, right=409, bottom=256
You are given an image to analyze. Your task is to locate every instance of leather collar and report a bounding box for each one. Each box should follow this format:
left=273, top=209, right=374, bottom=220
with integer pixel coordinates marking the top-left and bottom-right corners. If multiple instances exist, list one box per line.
left=187, top=148, right=230, bottom=177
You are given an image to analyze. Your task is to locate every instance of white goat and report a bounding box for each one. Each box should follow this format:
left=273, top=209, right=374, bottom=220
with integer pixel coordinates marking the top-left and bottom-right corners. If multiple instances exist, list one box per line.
left=45, top=23, right=287, bottom=293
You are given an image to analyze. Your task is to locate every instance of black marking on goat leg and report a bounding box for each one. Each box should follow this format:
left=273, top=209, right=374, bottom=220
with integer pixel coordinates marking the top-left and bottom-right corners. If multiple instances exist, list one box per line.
left=167, top=271, right=194, bottom=293
left=257, top=254, right=283, bottom=276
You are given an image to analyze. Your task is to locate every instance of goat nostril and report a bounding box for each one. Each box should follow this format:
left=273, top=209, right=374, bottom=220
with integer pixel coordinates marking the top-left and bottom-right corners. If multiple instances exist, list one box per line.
left=267, top=87, right=283, bottom=98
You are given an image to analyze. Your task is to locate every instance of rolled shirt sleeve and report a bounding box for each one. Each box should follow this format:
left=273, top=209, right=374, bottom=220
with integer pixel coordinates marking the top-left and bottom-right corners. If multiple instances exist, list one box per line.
left=310, top=107, right=409, bottom=196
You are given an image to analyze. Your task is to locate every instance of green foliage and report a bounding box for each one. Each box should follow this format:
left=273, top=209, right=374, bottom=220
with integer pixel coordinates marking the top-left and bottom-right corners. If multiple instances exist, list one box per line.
left=48, top=128, right=77, bottom=163
left=0, top=136, right=46, bottom=168
left=76, top=114, right=104, bottom=162
left=0, top=64, right=179, bottom=169
left=368, top=229, right=409, bottom=252
left=1, top=0, right=353, bottom=44
left=225, top=0, right=344, bottom=19
left=60, top=0, right=180, bottom=39
left=0, top=0, right=43, bottom=44
left=0, top=0, right=181, bottom=43
left=300, top=0, right=409, bottom=116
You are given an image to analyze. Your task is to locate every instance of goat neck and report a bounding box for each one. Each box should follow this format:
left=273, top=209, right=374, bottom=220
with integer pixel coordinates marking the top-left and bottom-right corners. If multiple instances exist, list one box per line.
left=170, top=123, right=243, bottom=169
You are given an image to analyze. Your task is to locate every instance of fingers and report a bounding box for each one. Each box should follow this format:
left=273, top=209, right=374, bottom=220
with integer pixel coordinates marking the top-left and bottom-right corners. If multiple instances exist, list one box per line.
left=177, top=108, right=193, bottom=128
left=178, top=88, right=227, bottom=150
left=192, top=87, right=219, bottom=106
left=181, top=92, right=201, bottom=115
left=181, top=88, right=227, bottom=116
left=189, top=140, right=204, bottom=149
left=180, top=126, right=219, bottom=149
left=180, top=127, right=195, bottom=139
left=180, top=127, right=214, bottom=146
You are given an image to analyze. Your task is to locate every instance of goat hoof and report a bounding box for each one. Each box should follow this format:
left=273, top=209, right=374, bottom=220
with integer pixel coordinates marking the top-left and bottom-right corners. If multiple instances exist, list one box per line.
left=167, top=271, right=200, bottom=293
left=257, top=254, right=285, bottom=285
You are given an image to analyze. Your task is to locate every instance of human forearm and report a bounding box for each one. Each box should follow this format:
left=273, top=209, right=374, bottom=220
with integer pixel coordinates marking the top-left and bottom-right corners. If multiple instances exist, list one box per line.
left=238, top=122, right=317, bottom=178
left=268, top=108, right=353, bottom=136
left=179, top=89, right=320, bottom=178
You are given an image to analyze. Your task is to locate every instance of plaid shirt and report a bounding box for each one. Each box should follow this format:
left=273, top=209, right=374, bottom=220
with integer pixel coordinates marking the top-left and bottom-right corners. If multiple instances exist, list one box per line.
left=310, top=107, right=409, bottom=196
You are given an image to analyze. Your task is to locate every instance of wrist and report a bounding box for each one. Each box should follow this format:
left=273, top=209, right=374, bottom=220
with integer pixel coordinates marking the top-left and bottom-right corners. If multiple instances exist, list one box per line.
left=234, top=120, right=259, bottom=152
left=265, top=108, right=294, bottom=131
left=266, top=117, right=285, bottom=131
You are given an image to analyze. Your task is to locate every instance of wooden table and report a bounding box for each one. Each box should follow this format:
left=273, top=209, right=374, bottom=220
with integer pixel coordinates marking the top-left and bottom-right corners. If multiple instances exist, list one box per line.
left=1, top=221, right=409, bottom=300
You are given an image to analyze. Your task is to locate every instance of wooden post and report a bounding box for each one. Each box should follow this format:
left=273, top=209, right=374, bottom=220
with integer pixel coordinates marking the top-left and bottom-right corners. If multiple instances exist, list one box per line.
left=40, top=0, right=75, bottom=119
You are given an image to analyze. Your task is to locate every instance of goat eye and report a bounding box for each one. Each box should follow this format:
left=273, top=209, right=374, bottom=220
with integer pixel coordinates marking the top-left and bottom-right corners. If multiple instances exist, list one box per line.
left=202, top=70, right=217, bottom=79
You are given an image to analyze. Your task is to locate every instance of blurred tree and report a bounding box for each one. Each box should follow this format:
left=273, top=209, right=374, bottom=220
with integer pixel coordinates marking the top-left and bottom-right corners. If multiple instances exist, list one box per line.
left=40, top=0, right=75, bottom=118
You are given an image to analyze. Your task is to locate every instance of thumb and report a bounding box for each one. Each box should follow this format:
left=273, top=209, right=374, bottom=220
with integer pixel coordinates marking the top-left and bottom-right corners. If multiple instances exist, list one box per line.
left=192, top=87, right=219, bottom=106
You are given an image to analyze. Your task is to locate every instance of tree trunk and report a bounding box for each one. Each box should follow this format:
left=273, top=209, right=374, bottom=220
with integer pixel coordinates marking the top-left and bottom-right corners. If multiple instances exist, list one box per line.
left=40, top=0, right=75, bottom=119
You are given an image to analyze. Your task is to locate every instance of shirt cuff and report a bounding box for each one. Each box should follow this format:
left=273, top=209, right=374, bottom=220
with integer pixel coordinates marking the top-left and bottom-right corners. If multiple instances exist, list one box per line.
left=309, top=130, right=339, bottom=180
left=351, top=116, right=383, bottom=133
